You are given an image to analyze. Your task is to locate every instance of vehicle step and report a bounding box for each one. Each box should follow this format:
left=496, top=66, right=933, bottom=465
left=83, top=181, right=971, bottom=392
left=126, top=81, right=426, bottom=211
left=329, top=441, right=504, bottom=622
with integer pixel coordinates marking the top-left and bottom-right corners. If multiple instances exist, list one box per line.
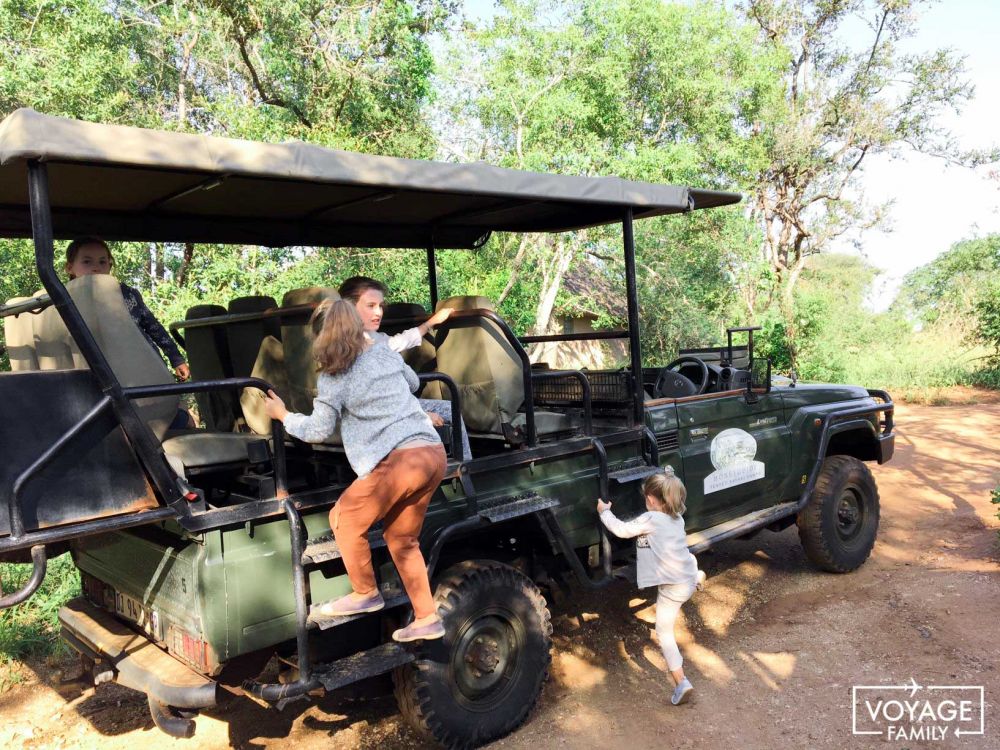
left=302, top=529, right=386, bottom=565
left=477, top=492, right=560, bottom=523
left=609, top=464, right=661, bottom=484
left=686, top=501, right=798, bottom=555
left=314, top=642, right=416, bottom=692
left=307, top=594, right=409, bottom=631
left=612, top=562, right=636, bottom=582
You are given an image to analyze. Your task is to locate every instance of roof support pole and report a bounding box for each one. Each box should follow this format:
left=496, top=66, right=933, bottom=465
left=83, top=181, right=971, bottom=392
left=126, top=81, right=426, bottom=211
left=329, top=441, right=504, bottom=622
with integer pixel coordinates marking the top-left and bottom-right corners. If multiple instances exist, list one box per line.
left=427, top=244, right=439, bottom=311
left=27, top=160, right=182, bottom=507
left=623, top=208, right=643, bottom=426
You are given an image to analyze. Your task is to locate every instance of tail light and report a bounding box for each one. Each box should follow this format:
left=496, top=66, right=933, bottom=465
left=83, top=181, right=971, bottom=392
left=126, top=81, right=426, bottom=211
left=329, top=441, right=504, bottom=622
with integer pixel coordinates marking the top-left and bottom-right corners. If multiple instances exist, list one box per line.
left=167, top=625, right=217, bottom=673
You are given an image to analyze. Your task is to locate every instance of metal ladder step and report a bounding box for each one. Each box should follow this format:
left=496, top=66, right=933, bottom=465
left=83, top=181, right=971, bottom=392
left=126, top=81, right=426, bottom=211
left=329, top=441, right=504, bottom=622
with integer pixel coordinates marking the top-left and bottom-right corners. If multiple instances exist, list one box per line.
left=302, top=529, right=386, bottom=565
left=608, top=464, right=661, bottom=484
left=307, top=593, right=409, bottom=631
left=314, top=642, right=416, bottom=692
left=477, top=492, right=560, bottom=523
left=686, top=501, right=798, bottom=554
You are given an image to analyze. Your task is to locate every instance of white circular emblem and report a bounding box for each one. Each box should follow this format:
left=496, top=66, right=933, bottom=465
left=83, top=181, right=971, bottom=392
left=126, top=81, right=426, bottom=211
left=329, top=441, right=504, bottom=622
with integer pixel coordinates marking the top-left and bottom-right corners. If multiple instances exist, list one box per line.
left=709, top=428, right=758, bottom=470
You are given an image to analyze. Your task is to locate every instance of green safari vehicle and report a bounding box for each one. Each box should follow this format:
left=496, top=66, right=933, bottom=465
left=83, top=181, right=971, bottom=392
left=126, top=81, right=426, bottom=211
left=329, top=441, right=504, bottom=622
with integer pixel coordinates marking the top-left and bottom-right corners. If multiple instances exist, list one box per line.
left=0, top=110, right=894, bottom=747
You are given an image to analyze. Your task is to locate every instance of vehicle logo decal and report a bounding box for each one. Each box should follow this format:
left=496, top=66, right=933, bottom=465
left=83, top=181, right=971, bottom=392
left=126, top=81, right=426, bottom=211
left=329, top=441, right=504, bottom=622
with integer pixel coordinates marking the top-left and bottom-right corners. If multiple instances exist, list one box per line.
left=705, top=428, right=765, bottom=494
left=749, top=416, right=777, bottom=428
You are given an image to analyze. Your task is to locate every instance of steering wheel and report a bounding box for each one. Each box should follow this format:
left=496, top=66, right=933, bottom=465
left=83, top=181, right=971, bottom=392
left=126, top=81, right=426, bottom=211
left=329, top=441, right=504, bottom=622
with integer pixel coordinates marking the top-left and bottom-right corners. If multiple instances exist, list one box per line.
left=654, top=356, right=710, bottom=398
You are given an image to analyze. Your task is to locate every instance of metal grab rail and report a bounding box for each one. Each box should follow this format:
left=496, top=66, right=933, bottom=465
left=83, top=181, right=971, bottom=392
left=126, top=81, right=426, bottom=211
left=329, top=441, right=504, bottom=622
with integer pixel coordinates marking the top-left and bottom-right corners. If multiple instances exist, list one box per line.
left=1, top=376, right=283, bottom=609
left=167, top=303, right=317, bottom=349
left=0, top=294, right=52, bottom=318
left=531, top=369, right=593, bottom=436
left=0, top=545, right=47, bottom=609
left=417, top=372, right=464, bottom=460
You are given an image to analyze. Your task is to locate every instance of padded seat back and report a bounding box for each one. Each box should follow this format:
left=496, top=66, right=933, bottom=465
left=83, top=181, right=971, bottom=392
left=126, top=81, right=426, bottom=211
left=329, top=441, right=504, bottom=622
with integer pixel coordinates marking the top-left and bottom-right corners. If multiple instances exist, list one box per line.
left=383, top=302, right=437, bottom=374
left=280, top=287, right=339, bottom=413
left=184, top=304, right=236, bottom=431
left=3, top=295, right=42, bottom=371
left=226, top=295, right=278, bottom=378
left=433, top=295, right=523, bottom=434
left=33, top=275, right=179, bottom=440
left=240, top=287, right=341, bottom=443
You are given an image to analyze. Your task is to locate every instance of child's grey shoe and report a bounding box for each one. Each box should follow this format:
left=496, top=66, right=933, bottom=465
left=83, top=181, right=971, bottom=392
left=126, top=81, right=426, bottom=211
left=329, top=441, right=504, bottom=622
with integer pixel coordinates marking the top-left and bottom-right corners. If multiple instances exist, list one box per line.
left=671, top=678, right=694, bottom=705
left=318, top=591, right=385, bottom=617
left=393, top=617, right=446, bottom=643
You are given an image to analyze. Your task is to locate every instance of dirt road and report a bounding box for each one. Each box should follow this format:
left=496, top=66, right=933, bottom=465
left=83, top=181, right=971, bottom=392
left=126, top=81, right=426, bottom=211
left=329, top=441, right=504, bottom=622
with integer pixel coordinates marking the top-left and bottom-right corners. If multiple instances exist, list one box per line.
left=2, top=402, right=998, bottom=749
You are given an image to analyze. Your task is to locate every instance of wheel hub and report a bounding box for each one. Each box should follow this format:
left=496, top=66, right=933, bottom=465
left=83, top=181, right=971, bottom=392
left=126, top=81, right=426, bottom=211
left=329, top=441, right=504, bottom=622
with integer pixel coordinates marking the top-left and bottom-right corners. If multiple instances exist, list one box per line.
left=836, top=489, right=863, bottom=540
left=452, top=614, right=517, bottom=703
left=465, top=635, right=501, bottom=676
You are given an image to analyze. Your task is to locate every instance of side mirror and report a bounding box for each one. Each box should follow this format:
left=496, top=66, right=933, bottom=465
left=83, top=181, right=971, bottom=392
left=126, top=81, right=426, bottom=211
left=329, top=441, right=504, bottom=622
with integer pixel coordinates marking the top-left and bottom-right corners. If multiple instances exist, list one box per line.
left=745, top=357, right=772, bottom=404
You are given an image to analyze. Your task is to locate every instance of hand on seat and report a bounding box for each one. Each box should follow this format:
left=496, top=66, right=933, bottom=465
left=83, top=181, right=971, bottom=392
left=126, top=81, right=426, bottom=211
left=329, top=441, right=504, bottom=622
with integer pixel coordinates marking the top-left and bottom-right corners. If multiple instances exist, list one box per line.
left=263, top=390, right=288, bottom=422
left=426, top=307, right=453, bottom=328
left=426, top=411, right=445, bottom=427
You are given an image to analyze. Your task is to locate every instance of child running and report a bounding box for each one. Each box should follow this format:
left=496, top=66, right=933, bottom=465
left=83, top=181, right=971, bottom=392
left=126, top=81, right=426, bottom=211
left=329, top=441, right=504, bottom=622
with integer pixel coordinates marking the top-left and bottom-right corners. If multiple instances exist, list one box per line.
left=597, top=467, right=706, bottom=705
left=263, top=299, right=447, bottom=642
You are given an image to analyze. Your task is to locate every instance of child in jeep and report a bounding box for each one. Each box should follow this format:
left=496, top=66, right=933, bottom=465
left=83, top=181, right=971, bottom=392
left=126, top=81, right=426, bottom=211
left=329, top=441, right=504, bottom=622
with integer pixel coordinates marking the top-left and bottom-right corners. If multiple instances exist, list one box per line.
left=65, top=236, right=193, bottom=428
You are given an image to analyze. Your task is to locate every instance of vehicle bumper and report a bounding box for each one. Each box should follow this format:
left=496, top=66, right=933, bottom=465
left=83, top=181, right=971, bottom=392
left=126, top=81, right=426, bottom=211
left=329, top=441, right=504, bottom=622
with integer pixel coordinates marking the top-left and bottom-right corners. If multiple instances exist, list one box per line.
left=878, top=432, right=895, bottom=464
left=59, top=597, right=217, bottom=727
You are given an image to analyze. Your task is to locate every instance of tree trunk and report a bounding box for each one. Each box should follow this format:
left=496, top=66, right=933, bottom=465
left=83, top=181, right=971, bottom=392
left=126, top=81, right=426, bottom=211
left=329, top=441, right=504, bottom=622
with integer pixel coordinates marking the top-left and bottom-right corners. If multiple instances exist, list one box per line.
left=178, top=242, right=195, bottom=286
left=528, top=236, right=574, bottom=364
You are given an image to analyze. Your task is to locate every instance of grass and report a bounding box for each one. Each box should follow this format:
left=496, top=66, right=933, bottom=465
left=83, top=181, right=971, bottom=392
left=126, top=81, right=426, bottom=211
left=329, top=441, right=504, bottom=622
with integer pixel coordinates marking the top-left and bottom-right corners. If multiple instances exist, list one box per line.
left=0, top=553, right=80, bottom=691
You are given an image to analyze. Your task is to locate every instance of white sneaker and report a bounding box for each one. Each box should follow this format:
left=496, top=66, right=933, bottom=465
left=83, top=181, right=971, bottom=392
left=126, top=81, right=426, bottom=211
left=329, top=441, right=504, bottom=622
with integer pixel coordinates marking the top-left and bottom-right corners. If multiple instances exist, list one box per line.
left=671, top=677, right=693, bottom=705
left=696, top=570, right=707, bottom=591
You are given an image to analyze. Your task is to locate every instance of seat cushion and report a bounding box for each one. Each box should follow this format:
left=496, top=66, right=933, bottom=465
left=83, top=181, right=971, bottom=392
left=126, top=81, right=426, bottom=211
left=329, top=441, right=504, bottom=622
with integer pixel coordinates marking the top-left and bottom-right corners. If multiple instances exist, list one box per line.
left=162, top=433, right=270, bottom=473
left=511, top=410, right=574, bottom=436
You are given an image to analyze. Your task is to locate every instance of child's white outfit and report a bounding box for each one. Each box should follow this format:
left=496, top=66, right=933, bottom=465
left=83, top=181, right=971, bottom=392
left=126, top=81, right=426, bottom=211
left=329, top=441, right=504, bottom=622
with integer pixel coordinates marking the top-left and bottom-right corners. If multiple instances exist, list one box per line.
left=599, top=508, right=699, bottom=672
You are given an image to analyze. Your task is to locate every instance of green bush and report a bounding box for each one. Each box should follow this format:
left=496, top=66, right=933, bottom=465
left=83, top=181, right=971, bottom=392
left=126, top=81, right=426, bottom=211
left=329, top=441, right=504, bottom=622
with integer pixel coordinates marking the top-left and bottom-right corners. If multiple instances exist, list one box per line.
left=0, top=553, right=80, bottom=687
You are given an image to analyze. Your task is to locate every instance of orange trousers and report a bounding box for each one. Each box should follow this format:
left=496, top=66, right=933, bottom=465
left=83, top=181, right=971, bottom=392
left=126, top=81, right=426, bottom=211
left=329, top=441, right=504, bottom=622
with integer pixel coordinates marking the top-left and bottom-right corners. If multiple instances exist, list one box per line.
left=331, top=444, right=446, bottom=619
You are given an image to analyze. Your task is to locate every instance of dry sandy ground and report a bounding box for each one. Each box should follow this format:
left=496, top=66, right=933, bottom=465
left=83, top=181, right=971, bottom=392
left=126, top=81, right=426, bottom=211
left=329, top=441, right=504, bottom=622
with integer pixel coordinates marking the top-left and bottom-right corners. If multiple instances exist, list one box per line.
left=2, top=402, right=998, bottom=749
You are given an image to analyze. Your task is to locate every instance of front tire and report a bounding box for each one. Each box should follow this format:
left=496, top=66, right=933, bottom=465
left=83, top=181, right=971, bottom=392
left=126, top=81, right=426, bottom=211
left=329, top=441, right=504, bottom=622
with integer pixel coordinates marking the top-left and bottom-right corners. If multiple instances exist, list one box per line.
left=797, top=455, right=880, bottom=572
left=393, top=560, right=552, bottom=749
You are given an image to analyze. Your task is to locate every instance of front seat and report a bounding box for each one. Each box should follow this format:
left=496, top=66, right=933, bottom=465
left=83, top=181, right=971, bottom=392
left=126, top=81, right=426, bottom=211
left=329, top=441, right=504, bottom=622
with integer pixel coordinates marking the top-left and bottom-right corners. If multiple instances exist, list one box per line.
left=432, top=296, right=573, bottom=440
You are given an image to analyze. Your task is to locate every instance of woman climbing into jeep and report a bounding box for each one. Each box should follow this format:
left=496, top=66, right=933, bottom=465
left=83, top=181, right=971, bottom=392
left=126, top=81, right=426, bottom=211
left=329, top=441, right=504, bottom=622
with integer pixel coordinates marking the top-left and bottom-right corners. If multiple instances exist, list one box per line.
left=263, top=299, right=447, bottom=642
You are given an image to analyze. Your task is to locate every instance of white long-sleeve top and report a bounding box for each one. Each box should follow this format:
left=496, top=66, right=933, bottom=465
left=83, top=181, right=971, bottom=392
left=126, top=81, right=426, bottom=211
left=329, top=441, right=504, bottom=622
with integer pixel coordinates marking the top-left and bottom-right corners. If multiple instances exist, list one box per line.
left=368, top=328, right=422, bottom=353
left=599, top=509, right=699, bottom=589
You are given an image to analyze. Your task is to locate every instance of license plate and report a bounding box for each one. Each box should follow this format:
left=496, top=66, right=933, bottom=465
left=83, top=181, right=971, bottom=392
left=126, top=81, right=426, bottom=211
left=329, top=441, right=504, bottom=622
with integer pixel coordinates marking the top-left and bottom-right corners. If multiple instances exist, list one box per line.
left=114, top=589, right=162, bottom=641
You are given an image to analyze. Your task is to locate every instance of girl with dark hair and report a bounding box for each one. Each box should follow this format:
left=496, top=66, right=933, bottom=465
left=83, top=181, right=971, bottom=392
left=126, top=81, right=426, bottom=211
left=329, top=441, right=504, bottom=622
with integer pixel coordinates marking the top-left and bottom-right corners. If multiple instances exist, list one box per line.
left=263, top=299, right=447, bottom=642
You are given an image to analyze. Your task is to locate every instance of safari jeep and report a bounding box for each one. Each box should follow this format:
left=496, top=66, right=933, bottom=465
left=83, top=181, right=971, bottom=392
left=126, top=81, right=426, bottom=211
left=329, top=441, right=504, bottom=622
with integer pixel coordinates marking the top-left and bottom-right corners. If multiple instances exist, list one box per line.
left=0, top=110, right=893, bottom=748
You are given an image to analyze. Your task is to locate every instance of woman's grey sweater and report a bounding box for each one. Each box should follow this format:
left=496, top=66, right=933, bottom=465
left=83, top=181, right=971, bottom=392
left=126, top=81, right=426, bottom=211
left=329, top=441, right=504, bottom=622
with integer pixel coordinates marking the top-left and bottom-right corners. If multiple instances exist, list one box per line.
left=282, top=341, right=440, bottom=477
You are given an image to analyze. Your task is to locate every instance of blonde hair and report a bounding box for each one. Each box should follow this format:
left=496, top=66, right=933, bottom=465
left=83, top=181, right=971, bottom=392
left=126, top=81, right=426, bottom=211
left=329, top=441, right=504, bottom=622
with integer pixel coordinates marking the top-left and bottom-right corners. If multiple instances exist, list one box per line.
left=641, top=468, right=687, bottom=518
left=312, top=299, right=366, bottom=375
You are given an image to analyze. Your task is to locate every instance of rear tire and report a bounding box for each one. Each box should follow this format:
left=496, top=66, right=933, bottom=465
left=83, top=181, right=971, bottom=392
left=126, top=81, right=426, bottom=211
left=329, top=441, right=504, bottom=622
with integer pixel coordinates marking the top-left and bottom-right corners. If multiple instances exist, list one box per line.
left=393, top=560, right=551, bottom=749
left=797, top=455, right=880, bottom=572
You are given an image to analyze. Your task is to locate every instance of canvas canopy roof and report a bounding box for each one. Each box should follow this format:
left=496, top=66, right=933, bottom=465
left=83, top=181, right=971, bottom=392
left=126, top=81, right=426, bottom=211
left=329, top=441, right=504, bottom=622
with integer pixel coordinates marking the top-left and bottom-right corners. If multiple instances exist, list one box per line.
left=0, top=109, right=741, bottom=249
